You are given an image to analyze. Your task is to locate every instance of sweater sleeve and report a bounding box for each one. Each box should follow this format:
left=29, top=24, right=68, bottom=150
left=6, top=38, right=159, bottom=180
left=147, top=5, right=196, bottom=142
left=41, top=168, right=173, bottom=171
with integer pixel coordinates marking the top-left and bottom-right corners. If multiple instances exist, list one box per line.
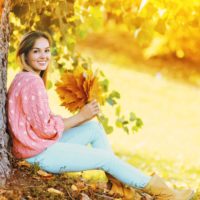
left=21, top=78, right=64, bottom=140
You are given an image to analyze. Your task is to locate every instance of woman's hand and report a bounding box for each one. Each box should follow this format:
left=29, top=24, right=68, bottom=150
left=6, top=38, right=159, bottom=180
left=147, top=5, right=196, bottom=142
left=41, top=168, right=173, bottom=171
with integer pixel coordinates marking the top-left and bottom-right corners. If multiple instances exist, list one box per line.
left=78, top=100, right=100, bottom=121
left=63, top=100, right=100, bottom=131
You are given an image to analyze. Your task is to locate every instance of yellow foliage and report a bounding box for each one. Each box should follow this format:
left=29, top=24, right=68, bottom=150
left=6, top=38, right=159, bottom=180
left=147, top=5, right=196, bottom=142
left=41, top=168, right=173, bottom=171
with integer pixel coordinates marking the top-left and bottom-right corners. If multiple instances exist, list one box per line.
left=55, top=66, right=104, bottom=112
left=0, top=0, right=4, bottom=19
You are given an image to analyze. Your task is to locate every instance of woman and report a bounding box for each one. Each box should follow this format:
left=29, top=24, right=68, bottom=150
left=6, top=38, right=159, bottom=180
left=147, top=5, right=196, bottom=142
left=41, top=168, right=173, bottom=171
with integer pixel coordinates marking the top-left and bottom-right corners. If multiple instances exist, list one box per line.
left=7, top=31, right=194, bottom=200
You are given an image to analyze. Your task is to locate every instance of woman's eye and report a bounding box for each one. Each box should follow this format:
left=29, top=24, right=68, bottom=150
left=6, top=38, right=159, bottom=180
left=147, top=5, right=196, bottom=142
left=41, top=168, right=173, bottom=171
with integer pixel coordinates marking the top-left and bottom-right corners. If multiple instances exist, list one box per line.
left=32, top=49, right=50, bottom=54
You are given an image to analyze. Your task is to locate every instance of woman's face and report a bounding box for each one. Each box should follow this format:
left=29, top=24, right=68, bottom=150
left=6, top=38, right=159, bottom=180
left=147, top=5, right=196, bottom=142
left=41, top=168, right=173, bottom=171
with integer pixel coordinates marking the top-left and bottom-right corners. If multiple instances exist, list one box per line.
left=26, top=37, right=51, bottom=73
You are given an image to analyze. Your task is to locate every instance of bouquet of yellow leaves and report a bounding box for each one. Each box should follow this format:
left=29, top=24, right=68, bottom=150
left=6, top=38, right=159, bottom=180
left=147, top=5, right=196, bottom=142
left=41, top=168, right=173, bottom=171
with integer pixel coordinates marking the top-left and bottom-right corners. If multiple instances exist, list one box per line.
left=55, top=66, right=104, bottom=113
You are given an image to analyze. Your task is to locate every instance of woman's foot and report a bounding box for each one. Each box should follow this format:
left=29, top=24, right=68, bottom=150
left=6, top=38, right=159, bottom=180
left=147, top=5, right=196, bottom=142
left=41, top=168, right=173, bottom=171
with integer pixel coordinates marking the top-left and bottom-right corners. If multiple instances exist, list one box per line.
left=143, top=174, right=194, bottom=200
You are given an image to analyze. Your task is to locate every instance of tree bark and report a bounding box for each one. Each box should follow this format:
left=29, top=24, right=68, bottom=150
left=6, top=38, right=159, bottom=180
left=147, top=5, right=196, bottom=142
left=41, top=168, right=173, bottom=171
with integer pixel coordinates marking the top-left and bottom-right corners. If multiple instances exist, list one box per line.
left=0, top=0, right=11, bottom=186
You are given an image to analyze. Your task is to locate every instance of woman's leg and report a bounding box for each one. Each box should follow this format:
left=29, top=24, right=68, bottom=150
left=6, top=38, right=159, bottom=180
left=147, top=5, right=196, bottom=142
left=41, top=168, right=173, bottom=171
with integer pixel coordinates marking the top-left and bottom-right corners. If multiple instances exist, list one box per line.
left=26, top=142, right=151, bottom=189
left=59, top=120, right=113, bottom=153
left=26, top=143, right=194, bottom=200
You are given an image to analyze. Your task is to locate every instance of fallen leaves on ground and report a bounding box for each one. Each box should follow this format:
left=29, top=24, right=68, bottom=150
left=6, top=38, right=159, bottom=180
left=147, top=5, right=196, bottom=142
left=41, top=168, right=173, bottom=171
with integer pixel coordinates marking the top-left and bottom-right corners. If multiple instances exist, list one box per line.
left=0, top=158, right=154, bottom=199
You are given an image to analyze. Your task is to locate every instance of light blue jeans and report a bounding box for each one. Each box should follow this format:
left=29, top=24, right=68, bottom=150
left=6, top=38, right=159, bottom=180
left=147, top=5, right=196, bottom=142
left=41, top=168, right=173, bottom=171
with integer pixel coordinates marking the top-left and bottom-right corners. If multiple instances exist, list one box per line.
left=26, top=121, right=151, bottom=188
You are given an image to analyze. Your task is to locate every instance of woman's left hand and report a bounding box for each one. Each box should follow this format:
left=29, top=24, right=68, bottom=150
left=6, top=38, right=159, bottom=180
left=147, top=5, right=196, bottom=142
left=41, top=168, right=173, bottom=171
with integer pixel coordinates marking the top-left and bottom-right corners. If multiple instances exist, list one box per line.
left=78, top=99, right=100, bottom=121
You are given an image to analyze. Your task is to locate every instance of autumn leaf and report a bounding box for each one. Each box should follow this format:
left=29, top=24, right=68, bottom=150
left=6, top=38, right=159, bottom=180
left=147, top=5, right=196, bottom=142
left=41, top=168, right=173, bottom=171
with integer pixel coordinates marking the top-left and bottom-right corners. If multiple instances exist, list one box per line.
left=108, top=180, right=123, bottom=197
left=37, top=170, right=53, bottom=178
left=107, top=174, right=137, bottom=199
left=71, top=184, right=78, bottom=191
left=56, top=66, right=104, bottom=112
left=75, top=181, right=87, bottom=190
left=47, top=188, right=64, bottom=195
left=17, top=160, right=31, bottom=168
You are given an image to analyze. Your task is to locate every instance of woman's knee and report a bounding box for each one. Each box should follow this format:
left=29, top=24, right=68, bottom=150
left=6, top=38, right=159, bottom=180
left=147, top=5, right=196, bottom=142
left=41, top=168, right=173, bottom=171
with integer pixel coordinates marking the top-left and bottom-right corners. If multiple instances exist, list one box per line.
left=100, top=152, right=118, bottom=172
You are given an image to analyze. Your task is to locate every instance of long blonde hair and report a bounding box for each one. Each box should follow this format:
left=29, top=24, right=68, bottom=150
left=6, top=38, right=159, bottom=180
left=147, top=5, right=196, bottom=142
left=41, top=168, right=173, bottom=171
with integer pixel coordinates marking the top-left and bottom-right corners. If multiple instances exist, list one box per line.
left=16, top=31, right=52, bottom=87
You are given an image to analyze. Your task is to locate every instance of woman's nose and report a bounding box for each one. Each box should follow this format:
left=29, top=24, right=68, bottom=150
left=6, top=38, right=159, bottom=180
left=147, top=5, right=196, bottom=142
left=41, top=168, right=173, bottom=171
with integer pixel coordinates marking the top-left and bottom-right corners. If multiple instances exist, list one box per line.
left=39, top=51, right=46, bottom=58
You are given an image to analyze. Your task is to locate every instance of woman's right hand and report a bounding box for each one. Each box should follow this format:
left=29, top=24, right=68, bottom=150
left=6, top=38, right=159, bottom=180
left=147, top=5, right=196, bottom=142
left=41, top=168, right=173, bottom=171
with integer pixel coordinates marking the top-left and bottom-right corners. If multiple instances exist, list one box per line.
left=78, top=100, right=100, bottom=121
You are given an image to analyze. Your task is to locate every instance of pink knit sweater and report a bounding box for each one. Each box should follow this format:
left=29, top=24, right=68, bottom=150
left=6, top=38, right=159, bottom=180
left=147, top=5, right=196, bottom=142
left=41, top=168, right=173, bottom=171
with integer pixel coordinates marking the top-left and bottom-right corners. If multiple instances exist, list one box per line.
left=7, top=72, right=64, bottom=159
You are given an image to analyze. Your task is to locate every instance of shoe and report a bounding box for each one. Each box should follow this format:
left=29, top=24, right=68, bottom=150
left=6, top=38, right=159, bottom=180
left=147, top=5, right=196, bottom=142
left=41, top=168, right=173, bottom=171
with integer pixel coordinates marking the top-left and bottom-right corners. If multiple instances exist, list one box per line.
left=143, top=174, right=194, bottom=200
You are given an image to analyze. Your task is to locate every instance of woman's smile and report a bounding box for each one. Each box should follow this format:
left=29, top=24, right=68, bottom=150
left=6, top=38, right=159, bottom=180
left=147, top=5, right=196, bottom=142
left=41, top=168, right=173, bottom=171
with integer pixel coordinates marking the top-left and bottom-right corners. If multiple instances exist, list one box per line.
left=37, top=60, right=48, bottom=66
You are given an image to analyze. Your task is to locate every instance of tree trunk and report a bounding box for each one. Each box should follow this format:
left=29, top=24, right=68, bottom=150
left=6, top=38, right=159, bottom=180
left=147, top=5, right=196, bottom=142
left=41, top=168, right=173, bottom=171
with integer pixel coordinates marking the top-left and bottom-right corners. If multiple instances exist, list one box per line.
left=0, top=0, right=11, bottom=186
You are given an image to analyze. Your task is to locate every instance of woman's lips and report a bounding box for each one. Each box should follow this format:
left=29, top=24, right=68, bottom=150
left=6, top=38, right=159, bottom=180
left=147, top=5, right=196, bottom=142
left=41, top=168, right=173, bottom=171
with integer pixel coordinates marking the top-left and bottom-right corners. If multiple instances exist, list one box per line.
left=37, top=61, right=48, bottom=66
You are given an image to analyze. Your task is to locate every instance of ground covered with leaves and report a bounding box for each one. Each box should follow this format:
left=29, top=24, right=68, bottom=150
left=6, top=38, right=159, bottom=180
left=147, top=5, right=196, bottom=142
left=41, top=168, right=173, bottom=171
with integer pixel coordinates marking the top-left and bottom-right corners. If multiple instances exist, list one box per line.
left=1, top=159, right=113, bottom=200
left=0, top=157, right=153, bottom=200
left=1, top=152, right=200, bottom=200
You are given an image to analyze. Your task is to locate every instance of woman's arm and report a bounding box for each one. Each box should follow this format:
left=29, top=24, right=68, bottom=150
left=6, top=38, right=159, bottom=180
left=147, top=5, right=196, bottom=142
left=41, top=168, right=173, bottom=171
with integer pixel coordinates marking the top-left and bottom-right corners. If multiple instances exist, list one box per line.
left=21, top=77, right=64, bottom=139
left=63, top=99, right=100, bottom=131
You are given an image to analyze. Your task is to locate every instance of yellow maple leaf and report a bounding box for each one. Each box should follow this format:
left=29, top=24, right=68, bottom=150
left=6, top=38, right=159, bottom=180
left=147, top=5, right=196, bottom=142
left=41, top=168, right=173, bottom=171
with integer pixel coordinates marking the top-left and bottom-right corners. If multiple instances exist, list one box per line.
left=56, top=66, right=104, bottom=112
